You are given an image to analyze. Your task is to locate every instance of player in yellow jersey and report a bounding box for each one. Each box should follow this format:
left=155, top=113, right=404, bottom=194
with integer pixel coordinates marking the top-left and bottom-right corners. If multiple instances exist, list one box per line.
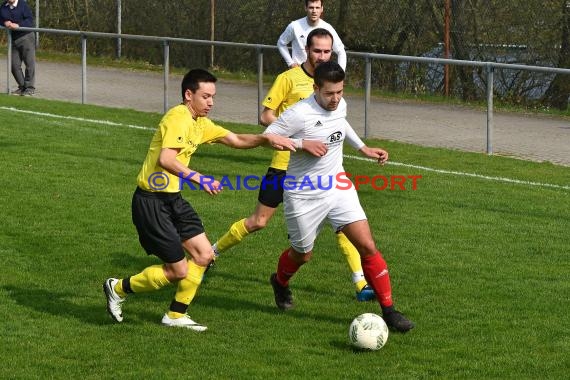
left=212, top=29, right=376, bottom=301
left=103, top=69, right=295, bottom=331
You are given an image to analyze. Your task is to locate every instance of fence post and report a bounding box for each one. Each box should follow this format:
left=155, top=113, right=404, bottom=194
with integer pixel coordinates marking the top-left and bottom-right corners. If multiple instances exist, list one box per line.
left=116, top=0, right=122, bottom=59
left=257, top=47, right=263, bottom=124
left=163, top=40, right=169, bottom=114
left=444, top=0, right=450, bottom=96
left=364, top=55, right=372, bottom=138
left=81, top=34, right=87, bottom=104
left=35, top=0, right=39, bottom=47
left=486, top=64, right=494, bottom=155
left=6, top=31, right=11, bottom=93
left=210, top=0, right=215, bottom=68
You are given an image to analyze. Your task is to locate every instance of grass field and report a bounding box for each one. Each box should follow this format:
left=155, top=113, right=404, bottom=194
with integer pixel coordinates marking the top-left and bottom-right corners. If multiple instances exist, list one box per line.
left=0, top=95, right=569, bottom=379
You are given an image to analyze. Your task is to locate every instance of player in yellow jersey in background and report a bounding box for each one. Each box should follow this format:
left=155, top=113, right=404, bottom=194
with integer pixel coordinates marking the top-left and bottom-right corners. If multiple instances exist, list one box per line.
left=212, top=29, right=376, bottom=301
left=103, top=69, right=295, bottom=331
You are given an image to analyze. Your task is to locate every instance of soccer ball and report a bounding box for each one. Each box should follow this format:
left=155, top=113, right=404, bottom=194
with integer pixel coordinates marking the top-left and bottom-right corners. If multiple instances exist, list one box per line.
left=348, top=313, right=389, bottom=350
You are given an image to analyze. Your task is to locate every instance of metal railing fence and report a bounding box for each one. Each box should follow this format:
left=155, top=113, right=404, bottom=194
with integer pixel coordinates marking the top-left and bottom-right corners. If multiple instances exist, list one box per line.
left=3, top=26, right=570, bottom=155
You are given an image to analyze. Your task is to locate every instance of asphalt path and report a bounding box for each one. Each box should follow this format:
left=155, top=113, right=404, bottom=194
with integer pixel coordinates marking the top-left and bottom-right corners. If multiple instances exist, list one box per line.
left=2, top=58, right=569, bottom=166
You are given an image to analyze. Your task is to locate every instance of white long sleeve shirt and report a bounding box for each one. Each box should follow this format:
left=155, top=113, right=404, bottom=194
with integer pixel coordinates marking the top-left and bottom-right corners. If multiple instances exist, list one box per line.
left=277, top=17, right=347, bottom=70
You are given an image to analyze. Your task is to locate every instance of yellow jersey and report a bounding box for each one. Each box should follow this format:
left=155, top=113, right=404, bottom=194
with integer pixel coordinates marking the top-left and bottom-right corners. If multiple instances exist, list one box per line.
left=136, top=104, right=230, bottom=193
left=262, top=65, right=314, bottom=170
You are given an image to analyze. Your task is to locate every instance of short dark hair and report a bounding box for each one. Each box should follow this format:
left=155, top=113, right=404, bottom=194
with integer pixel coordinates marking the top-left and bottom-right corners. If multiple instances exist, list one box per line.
left=181, top=69, right=217, bottom=100
left=306, top=28, right=333, bottom=48
left=305, top=0, right=323, bottom=7
left=314, top=61, right=345, bottom=87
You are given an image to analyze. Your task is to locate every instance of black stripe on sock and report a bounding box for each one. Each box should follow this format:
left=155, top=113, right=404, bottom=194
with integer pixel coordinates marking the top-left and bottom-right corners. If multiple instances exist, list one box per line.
left=122, top=277, right=133, bottom=294
left=169, top=300, right=189, bottom=314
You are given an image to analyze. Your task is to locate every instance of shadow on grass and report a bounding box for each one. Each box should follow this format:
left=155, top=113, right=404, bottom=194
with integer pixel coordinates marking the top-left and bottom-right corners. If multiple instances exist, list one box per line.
left=2, top=265, right=367, bottom=328
left=199, top=292, right=350, bottom=325
left=107, top=251, right=161, bottom=272
left=2, top=284, right=158, bottom=326
left=329, top=339, right=367, bottom=353
left=199, top=271, right=355, bottom=325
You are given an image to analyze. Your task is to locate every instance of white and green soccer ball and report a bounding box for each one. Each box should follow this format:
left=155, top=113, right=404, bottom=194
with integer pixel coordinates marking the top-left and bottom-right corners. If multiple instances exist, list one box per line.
left=348, top=313, right=389, bottom=350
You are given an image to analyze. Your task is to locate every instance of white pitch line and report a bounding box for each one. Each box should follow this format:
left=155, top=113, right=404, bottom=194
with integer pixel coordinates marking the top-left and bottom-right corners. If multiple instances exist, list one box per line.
left=0, top=106, right=155, bottom=131
left=2, top=106, right=568, bottom=191
left=345, top=154, right=570, bottom=191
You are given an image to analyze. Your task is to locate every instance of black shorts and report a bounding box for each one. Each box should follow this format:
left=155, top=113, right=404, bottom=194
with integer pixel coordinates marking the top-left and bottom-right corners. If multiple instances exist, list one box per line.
left=131, top=187, right=205, bottom=263
left=258, top=167, right=286, bottom=208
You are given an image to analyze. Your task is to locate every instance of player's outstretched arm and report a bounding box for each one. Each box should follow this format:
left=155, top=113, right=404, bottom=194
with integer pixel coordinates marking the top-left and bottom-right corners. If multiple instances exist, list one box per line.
left=344, top=125, right=388, bottom=164
left=260, top=107, right=277, bottom=127
left=158, top=147, right=222, bottom=195
left=264, top=133, right=297, bottom=151
left=218, top=132, right=296, bottom=151
left=301, top=140, right=328, bottom=157
left=359, top=146, right=389, bottom=165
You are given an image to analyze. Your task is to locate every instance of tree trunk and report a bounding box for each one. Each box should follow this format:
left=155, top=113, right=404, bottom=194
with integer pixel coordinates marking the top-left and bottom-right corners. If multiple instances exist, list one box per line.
left=336, top=0, right=349, bottom=41
left=451, top=0, right=478, bottom=100
left=542, top=0, right=570, bottom=110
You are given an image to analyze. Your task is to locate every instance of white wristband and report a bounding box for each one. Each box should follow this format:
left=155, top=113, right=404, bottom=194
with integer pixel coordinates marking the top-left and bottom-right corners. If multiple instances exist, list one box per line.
left=292, top=138, right=303, bottom=150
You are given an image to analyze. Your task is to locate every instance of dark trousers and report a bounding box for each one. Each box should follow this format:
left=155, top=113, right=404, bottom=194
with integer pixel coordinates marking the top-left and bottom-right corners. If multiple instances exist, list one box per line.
left=12, top=32, right=36, bottom=90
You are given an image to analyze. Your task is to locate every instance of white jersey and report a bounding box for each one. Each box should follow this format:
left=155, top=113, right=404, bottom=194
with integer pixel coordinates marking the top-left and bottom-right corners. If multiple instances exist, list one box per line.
left=264, top=95, right=351, bottom=198
left=277, top=17, right=347, bottom=70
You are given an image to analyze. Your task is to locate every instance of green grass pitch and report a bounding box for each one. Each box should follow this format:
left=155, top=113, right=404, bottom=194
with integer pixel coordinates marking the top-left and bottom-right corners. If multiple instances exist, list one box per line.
left=0, top=95, right=568, bottom=379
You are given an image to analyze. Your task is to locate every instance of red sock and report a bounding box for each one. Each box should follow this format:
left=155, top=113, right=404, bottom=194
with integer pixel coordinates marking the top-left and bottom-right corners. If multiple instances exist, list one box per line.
left=276, top=248, right=302, bottom=286
left=361, top=252, right=393, bottom=307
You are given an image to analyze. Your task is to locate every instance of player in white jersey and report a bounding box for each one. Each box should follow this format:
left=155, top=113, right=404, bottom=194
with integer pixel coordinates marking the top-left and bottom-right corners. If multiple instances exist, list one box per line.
left=270, top=96, right=352, bottom=199
left=277, top=0, right=346, bottom=70
left=264, top=61, right=414, bottom=333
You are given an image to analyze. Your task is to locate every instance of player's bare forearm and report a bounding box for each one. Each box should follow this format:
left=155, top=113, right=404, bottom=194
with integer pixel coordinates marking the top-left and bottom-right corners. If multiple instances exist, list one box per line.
left=263, top=134, right=296, bottom=151
left=158, top=148, right=221, bottom=194
left=182, top=169, right=222, bottom=195
left=302, top=140, right=328, bottom=157
left=259, top=108, right=277, bottom=127
left=360, top=146, right=389, bottom=165
left=159, top=148, right=191, bottom=176
left=219, top=133, right=264, bottom=149
left=220, top=133, right=295, bottom=151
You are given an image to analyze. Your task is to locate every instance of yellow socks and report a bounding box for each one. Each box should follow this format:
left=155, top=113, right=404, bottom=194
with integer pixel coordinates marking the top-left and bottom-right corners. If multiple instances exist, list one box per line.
left=167, top=260, right=206, bottom=319
left=112, top=261, right=209, bottom=320
left=120, top=264, right=171, bottom=295
left=114, top=281, right=127, bottom=298
left=336, top=232, right=368, bottom=291
left=354, top=279, right=368, bottom=292
left=215, top=218, right=250, bottom=253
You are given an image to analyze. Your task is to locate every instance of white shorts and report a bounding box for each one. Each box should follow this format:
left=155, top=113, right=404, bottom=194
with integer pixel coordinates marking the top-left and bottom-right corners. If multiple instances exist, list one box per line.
left=283, top=186, right=367, bottom=253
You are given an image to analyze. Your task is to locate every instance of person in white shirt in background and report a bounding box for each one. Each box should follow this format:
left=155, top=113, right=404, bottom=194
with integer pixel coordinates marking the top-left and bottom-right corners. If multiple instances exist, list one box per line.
left=277, top=0, right=347, bottom=70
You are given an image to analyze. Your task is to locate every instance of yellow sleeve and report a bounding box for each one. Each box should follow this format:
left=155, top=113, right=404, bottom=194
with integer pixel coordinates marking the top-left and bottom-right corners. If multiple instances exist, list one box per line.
left=199, top=118, right=231, bottom=144
left=262, top=72, right=291, bottom=112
